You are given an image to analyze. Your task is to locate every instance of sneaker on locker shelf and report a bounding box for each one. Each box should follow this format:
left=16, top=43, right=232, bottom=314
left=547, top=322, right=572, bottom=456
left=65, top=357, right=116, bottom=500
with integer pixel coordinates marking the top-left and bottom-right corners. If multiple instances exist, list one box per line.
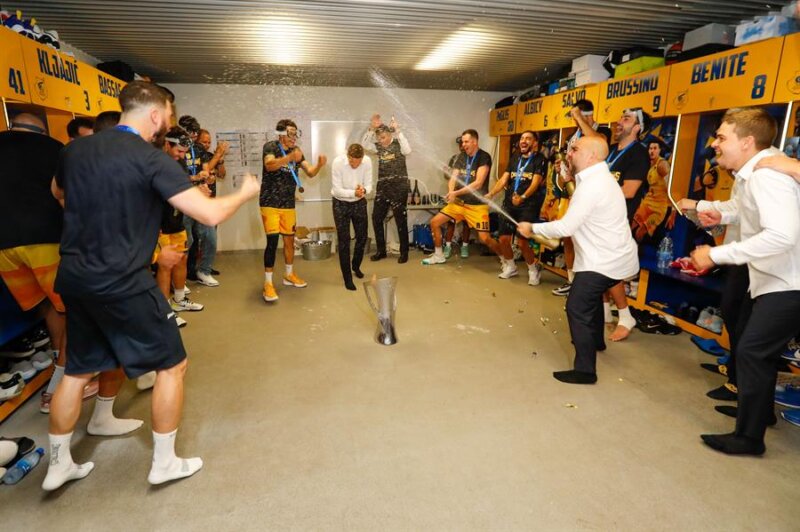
left=196, top=272, right=219, bottom=287
left=171, top=297, right=204, bottom=312
left=782, top=348, right=800, bottom=363
left=0, top=372, right=24, bottom=401
left=774, top=383, right=800, bottom=409
left=552, top=283, right=571, bottom=296
left=9, top=360, right=36, bottom=380
left=0, top=337, right=36, bottom=359
left=26, top=326, right=50, bottom=349
left=782, top=409, right=800, bottom=428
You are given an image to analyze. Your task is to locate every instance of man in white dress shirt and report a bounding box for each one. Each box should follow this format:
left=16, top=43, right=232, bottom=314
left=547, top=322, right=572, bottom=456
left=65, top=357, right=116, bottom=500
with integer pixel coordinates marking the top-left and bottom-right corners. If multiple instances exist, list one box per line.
left=691, top=107, right=800, bottom=455
left=519, top=136, right=639, bottom=384
left=331, top=144, right=373, bottom=290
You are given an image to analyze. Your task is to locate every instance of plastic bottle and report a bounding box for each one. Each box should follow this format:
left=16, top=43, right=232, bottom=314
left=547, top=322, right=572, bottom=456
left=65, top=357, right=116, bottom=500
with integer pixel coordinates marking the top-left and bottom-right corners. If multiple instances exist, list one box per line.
left=657, top=235, right=673, bottom=270
left=2, top=448, right=44, bottom=485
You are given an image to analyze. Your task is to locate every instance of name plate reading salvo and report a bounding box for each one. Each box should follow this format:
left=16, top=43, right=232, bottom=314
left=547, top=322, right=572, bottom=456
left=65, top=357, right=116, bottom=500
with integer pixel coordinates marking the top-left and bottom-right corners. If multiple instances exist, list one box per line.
left=542, top=85, right=600, bottom=130
left=666, top=37, right=784, bottom=115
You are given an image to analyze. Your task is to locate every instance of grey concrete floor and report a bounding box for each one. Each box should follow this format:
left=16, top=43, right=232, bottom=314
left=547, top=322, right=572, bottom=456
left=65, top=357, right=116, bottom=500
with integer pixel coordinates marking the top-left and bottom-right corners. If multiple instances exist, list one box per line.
left=1, top=249, right=799, bottom=531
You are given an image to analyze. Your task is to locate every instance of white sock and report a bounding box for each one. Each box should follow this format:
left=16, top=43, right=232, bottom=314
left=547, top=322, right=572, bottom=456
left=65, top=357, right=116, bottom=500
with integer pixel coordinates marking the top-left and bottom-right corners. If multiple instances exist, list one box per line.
left=136, top=371, right=157, bottom=391
left=528, top=262, right=538, bottom=271
left=617, top=306, right=636, bottom=330
left=444, top=241, right=452, bottom=247
left=87, top=396, right=144, bottom=436
left=264, top=271, right=273, bottom=284
left=285, top=264, right=293, bottom=275
left=567, top=269, right=575, bottom=284
left=42, top=432, right=94, bottom=491
left=603, top=302, right=613, bottom=323
left=434, top=246, right=443, bottom=257
left=46, top=364, right=65, bottom=395
left=173, top=287, right=185, bottom=302
left=148, top=429, right=203, bottom=485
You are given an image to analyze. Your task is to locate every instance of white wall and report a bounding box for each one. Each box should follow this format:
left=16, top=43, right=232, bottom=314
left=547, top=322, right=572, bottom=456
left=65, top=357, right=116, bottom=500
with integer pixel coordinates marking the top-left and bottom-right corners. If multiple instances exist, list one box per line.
left=171, top=84, right=507, bottom=251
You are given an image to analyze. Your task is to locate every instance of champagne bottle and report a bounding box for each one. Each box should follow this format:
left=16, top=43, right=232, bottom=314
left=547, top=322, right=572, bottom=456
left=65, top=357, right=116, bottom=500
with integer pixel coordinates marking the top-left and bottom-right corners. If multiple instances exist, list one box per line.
left=412, top=179, right=421, bottom=205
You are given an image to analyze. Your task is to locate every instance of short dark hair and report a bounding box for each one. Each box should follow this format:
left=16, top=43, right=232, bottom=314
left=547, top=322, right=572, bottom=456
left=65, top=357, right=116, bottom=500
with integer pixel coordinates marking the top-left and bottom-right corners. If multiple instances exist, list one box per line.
left=157, top=85, right=175, bottom=103
left=119, top=81, right=171, bottom=113
left=165, top=126, right=191, bottom=147
left=93, top=111, right=121, bottom=133
left=462, top=129, right=479, bottom=140
left=67, top=117, right=94, bottom=139
left=575, top=99, right=594, bottom=113
left=722, top=107, right=778, bottom=150
left=276, top=119, right=297, bottom=132
left=520, top=130, right=539, bottom=141
left=178, top=115, right=200, bottom=134
left=347, top=143, right=364, bottom=158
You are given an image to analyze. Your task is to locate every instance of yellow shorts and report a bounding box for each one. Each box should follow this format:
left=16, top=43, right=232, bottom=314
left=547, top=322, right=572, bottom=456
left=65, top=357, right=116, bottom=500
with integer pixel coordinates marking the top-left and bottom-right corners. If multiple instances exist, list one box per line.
left=260, top=207, right=296, bottom=236
left=151, top=231, right=188, bottom=265
left=440, top=202, right=490, bottom=232
left=0, top=244, right=64, bottom=312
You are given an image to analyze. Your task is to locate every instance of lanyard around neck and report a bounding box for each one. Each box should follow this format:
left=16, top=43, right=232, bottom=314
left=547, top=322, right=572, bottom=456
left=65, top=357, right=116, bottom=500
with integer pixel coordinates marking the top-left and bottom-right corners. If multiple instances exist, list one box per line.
left=607, top=142, right=635, bottom=169
left=278, top=143, right=303, bottom=189
left=115, top=125, right=140, bottom=136
left=513, top=155, right=532, bottom=193
left=464, top=152, right=478, bottom=184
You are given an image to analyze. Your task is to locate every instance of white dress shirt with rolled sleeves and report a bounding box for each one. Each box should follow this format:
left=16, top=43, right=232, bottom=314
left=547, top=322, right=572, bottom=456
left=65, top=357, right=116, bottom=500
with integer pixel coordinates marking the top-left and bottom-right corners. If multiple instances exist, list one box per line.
left=532, top=161, right=639, bottom=280
left=708, top=148, right=800, bottom=297
left=331, top=154, right=373, bottom=202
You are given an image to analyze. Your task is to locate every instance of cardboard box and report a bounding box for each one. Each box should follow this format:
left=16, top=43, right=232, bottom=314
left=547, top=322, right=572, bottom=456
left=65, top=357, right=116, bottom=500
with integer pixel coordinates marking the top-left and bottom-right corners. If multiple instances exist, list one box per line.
left=571, top=54, right=606, bottom=73
left=684, top=23, right=735, bottom=50
left=574, top=68, right=610, bottom=86
left=735, top=15, right=796, bottom=46
left=614, top=56, right=665, bottom=78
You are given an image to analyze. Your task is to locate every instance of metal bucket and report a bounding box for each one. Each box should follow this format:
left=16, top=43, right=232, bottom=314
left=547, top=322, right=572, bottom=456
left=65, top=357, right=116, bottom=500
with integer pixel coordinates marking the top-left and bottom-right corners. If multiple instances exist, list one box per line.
left=302, top=240, right=332, bottom=260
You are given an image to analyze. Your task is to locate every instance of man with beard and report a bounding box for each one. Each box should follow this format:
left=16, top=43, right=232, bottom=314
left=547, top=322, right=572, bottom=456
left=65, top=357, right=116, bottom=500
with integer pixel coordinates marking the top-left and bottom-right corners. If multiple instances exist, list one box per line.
left=518, top=136, right=639, bottom=385
left=690, top=107, right=799, bottom=455
left=486, top=130, right=547, bottom=284
left=43, top=81, right=260, bottom=490
left=363, top=114, right=413, bottom=263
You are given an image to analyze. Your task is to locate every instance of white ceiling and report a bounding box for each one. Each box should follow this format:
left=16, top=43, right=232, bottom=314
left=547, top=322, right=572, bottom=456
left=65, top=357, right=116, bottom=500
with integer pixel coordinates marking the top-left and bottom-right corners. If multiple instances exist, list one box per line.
left=19, top=0, right=792, bottom=91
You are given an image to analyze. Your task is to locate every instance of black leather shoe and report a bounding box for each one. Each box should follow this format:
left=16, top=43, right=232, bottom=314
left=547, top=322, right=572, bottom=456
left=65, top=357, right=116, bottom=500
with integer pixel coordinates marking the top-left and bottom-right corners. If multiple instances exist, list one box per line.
left=344, top=280, right=356, bottom=291
left=701, top=432, right=765, bottom=455
left=370, top=252, right=387, bottom=262
left=353, top=269, right=364, bottom=279
left=398, top=254, right=408, bottom=264
left=553, top=370, right=597, bottom=384
left=706, top=384, right=737, bottom=401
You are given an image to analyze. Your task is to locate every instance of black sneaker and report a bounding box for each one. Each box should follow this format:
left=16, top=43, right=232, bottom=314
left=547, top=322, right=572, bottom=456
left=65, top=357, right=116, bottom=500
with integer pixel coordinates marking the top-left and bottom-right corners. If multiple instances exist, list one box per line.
left=551, top=283, right=571, bottom=296
left=0, top=338, right=36, bottom=359
left=210, top=269, right=221, bottom=275
left=25, top=326, right=50, bottom=349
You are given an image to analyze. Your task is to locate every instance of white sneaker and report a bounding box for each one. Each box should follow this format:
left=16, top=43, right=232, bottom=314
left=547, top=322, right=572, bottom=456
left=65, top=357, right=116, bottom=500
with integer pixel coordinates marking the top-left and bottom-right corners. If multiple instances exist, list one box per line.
left=498, top=258, right=518, bottom=279
left=196, top=272, right=219, bottom=287
left=31, top=350, right=54, bottom=370
left=422, top=253, right=446, bottom=265
left=10, top=359, right=36, bottom=380
left=528, top=263, right=542, bottom=286
left=176, top=316, right=187, bottom=328
left=136, top=371, right=157, bottom=391
left=171, top=297, right=204, bottom=312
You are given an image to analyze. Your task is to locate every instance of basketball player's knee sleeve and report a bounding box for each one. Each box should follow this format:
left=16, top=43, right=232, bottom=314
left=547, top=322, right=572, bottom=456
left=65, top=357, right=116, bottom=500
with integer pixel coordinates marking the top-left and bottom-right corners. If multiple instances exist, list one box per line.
left=264, top=234, right=280, bottom=268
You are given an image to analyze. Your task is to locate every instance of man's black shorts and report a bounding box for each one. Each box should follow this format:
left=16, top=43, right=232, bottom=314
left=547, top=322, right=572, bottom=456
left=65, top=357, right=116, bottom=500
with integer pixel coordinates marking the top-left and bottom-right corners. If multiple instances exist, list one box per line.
left=499, top=203, right=540, bottom=236
left=63, top=286, right=187, bottom=379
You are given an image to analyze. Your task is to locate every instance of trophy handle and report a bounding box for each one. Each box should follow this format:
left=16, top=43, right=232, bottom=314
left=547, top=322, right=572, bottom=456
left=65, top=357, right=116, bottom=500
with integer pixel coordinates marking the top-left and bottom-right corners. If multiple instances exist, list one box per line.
left=364, top=282, right=379, bottom=314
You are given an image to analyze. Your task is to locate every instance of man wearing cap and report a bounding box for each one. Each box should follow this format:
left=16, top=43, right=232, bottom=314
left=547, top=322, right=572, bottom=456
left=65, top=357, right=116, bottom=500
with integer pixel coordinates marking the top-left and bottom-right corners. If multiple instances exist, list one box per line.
left=363, top=114, right=413, bottom=264
left=260, top=119, right=327, bottom=302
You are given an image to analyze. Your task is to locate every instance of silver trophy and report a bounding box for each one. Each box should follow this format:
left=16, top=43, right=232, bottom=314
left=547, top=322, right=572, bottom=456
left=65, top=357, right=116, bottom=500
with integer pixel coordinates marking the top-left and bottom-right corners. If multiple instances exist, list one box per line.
left=364, top=276, right=398, bottom=345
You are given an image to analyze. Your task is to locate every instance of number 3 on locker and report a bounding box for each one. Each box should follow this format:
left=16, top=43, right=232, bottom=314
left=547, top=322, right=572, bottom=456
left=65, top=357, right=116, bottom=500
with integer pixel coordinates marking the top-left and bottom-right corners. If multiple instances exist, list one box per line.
left=8, top=68, right=26, bottom=95
left=83, top=90, right=91, bottom=111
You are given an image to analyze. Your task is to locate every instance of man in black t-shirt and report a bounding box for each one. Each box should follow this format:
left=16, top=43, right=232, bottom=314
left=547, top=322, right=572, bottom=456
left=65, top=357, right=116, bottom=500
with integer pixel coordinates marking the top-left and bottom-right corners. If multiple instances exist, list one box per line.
left=486, top=130, right=547, bottom=284
left=443, top=136, right=472, bottom=258
left=423, top=129, right=505, bottom=266
left=260, top=119, right=327, bottom=302
left=42, top=81, right=260, bottom=491
left=605, top=107, right=652, bottom=342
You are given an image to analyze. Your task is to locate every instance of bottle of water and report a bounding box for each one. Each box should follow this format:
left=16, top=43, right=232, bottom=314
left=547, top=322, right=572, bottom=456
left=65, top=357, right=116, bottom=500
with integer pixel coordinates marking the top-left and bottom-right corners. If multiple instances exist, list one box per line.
left=657, top=235, right=673, bottom=271
left=2, top=448, right=44, bottom=485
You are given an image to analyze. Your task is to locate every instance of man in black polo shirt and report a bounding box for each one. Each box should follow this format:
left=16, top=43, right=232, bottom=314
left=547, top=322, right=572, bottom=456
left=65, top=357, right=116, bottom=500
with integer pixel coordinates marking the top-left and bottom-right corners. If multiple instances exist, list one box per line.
left=42, top=81, right=260, bottom=491
left=605, top=108, right=651, bottom=342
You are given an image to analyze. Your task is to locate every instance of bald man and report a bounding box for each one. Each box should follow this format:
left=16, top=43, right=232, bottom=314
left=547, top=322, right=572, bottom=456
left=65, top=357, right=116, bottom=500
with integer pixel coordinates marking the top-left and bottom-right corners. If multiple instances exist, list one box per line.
left=519, top=136, right=639, bottom=384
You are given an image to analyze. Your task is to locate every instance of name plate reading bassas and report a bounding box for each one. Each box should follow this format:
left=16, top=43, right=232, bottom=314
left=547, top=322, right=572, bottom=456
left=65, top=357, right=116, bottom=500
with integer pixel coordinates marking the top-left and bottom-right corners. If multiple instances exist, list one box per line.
left=774, top=33, right=800, bottom=104
left=542, top=85, right=600, bottom=130
left=82, top=63, right=125, bottom=114
left=598, top=66, right=671, bottom=122
left=489, top=105, right=517, bottom=136
left=666, top=37, right=784, bottom=115
left=0, top=27, right=31, bottom=103
left=18, top=36, right=86, bottom=113
left=516, top=97, right=547, bottom=132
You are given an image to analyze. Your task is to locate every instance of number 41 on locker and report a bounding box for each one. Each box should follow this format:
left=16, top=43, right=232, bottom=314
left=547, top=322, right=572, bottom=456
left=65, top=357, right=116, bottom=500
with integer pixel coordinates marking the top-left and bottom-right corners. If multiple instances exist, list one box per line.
left=8, top=68, right=26, bottom=95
